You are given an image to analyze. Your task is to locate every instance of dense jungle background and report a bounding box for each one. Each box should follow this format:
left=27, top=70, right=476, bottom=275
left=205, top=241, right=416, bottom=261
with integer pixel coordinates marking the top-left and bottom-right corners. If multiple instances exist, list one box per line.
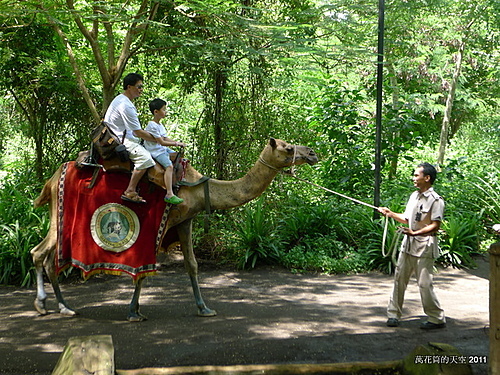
left=0, top=0, right=499, bottom=287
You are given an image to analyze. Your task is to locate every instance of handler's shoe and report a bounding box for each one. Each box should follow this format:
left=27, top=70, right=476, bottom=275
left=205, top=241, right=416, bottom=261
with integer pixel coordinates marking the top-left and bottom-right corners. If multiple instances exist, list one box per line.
left=386, top=318, right=399, bottom=327
left=420, top=321, right=446, bottom=330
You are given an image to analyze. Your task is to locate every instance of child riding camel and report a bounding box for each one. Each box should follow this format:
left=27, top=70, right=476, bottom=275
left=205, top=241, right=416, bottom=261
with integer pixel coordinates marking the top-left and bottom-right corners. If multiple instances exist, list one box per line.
left=144, top=98, right=186, bottom=205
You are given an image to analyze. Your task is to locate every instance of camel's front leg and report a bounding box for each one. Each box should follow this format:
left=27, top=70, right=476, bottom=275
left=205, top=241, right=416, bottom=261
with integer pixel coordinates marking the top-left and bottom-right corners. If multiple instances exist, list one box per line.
left=128, top=277, right=147, bottom=322
left=177, top=219, right=217, bottom=317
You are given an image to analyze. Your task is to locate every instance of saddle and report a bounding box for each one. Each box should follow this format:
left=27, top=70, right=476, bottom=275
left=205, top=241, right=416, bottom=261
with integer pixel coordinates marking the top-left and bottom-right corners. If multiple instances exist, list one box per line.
left=76, top=148, right=212, bottom=232
left=75, top=149, right=186, bottom=191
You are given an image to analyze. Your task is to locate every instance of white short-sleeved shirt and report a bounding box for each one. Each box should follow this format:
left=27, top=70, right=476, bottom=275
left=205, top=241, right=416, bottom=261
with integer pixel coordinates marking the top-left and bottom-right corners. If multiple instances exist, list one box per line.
left=104, top=94, right=142, bottom=142
left=144, top=121, right=173, bottom=158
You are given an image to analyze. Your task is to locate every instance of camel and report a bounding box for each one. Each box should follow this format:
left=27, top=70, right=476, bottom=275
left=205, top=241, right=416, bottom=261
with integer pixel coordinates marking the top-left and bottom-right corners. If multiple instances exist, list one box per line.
left=30, top=138, right=318, bottom=321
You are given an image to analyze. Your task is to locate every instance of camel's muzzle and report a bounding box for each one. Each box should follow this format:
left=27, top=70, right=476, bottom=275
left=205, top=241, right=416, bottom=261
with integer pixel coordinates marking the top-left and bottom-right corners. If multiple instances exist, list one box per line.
left=305, top=149, right=318, bottom=165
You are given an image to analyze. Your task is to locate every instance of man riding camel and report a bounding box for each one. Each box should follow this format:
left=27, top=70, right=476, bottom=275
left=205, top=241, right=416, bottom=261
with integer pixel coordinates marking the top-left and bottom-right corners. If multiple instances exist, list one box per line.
left=104, top=72, right=157, bottom=204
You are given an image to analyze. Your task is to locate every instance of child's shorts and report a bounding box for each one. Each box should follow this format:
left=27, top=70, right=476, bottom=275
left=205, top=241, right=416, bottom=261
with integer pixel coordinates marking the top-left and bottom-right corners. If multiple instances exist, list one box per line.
left=154, top=149, right=175, bottom=169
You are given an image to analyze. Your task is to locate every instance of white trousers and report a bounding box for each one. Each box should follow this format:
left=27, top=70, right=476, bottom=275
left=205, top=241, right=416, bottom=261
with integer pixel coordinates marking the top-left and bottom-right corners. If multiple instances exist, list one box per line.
left=387, top=252, right=446, bottom=324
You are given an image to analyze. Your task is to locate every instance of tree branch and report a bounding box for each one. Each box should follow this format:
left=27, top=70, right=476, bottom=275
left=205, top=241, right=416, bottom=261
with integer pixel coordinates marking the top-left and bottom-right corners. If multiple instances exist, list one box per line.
left=66, top=0, right=111, bottom=87
left=47, top=17, right=101, bottom=123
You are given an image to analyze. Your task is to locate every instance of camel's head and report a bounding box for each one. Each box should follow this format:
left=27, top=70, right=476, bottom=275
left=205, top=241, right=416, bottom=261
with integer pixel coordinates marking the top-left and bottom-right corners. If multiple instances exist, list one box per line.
left=263, top=138, right=318, bottom=169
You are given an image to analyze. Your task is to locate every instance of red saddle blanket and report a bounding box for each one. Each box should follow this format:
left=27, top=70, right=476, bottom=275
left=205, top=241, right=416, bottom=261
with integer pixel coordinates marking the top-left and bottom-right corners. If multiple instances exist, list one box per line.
left=56, top=162, right=169, bottom=280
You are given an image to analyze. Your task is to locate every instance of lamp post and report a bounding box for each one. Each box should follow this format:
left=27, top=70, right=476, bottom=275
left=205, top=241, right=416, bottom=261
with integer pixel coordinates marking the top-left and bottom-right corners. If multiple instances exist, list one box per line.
left=373, top=0, right=385, bottom=217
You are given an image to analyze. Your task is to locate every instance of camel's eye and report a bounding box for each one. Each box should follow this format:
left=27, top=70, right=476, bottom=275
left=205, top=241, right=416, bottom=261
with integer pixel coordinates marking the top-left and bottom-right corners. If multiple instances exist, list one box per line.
left=285, top=146, right=294, bottom=153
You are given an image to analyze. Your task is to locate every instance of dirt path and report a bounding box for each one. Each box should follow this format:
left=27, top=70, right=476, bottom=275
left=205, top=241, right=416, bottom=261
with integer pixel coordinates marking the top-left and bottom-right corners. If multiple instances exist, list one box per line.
left=0, top=256, right=490, bottom=375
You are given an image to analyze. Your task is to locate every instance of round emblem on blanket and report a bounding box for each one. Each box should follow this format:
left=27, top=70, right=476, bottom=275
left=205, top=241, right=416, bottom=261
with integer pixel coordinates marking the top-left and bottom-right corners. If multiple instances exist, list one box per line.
left=90, top=203, right=140, bottom=252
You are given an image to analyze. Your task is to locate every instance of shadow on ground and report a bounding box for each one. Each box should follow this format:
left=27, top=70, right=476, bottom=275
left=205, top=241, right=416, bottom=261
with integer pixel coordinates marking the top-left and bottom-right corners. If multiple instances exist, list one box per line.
left=0, top=255, right=490, bottom=375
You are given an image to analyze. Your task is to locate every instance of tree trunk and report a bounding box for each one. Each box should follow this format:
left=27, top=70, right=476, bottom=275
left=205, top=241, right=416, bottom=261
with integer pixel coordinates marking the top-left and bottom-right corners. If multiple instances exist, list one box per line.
left=49, top=22, right=101, bottom=124
left=44, top=0, right=156, bottom=121
left=437, top=41, right=465, bottom=168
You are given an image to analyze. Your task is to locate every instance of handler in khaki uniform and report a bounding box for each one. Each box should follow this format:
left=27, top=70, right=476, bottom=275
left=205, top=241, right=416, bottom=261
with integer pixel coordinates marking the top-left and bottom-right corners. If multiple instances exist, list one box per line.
left=378, top=162, right=446, bottom=330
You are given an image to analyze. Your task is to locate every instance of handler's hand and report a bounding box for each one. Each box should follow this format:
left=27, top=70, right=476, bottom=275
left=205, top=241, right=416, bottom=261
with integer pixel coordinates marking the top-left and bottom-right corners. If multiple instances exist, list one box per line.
left=400, top=227, right=415, bottom=236
left=378, top=207, right=391, bottom=217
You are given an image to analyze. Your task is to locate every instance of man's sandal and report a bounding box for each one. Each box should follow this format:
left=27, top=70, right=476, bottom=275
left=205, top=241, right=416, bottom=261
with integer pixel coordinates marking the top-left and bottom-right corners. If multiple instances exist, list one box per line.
left=121, top=191, right=147, bottom=204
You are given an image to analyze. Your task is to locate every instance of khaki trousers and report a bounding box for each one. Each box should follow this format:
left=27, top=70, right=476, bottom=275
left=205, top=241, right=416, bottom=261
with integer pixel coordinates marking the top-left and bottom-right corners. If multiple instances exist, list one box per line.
left=387, top=251, right=446, bottom=324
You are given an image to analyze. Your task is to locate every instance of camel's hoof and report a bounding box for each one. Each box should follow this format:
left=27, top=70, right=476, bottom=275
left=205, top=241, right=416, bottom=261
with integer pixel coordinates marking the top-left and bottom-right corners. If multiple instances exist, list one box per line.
left=127, top=311, right=148, bottom=322
left=198, top=307, right=217, bottom=317
left=59, top=305, right=77, bottom=316
left=34, top=298, right=47, bottom=315
left=127, top=312, right=148, bottom=322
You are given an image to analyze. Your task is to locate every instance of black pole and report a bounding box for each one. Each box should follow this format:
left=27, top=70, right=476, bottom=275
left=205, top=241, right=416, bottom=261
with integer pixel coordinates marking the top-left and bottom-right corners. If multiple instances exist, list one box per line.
left=373, top=0, right=385, bottom=218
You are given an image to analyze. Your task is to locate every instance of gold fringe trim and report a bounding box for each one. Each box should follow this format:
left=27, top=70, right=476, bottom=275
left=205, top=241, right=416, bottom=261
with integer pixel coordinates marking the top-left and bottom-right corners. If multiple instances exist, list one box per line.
left=81, top=269, right=157, bottom=282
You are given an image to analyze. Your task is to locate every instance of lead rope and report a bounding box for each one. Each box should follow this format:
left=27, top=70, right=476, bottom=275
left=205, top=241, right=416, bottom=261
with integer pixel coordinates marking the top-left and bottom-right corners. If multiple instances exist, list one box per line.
left=258, top=150, right=394, bottom=259
left=382, top=225, right=403, bottom=266
left=286, top=172, right=394, bottom=262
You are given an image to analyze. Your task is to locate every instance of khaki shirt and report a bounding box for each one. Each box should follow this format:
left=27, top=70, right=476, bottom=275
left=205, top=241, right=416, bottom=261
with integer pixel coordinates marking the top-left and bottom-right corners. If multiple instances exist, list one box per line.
left=400, top=187, right=445, bottom=258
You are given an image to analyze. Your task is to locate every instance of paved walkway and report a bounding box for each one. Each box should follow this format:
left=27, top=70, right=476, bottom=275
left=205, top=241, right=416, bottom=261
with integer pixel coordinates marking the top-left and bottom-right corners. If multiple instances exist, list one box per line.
left=0, top=256, right=490, bottom=374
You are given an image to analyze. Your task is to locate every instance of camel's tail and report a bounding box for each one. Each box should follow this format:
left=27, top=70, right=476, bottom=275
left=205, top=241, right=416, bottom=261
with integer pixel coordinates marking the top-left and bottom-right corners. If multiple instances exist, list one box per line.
left=34, top=165, right=62, bottom=208
left=34, top=180, right=52, bottom=208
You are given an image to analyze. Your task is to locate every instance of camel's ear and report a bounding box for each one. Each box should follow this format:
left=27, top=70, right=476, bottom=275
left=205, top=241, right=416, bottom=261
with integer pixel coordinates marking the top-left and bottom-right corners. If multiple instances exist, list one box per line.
left=269, top=137, right=277, bottom=149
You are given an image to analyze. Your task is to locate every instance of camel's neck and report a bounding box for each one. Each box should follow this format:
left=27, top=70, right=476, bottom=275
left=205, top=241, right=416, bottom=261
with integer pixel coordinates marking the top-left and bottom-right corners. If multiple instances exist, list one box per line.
left=208, top=156, right=279, bottom=210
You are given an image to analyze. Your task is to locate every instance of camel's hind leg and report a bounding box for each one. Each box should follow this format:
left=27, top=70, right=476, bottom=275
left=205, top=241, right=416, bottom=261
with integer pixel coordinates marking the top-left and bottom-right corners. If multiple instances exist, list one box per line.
left=177, top=219, right=217, bottom=317
left=31, top=240, right=49, bottom=315
left=45, top=251, right=77, bottom=316
left=127, top=277, right=147, bottom=322
left=30, top=236, right=55, bottom=315
left=30, top=165, right=75, bottom=316
left=30, top=236, right=76, bottom=316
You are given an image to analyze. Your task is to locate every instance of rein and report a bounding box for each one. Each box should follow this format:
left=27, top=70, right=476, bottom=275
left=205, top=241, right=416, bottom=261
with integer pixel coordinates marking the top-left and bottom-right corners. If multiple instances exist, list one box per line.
left=289, top=174, right=378, bottom=210
left=257, top=147, right=397, bottom=261
left=284, top=170, right=397, bottom=262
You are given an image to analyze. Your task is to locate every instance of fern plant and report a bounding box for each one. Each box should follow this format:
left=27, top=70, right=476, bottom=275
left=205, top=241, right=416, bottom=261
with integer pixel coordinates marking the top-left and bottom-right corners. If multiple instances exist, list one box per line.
left=472, top=171, right=500, bottom=226
left=438, top=212, right=480, bottom=269
left=232, top=197, right=283, bottom=269
left=359, top=216, right=402, bottom=274
left=0, top=176, right=49, bottom=286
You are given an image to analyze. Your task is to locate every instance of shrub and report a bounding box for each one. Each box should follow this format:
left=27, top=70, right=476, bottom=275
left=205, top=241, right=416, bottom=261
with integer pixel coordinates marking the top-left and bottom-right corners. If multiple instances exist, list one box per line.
left=281, top=233, right=366, bottom=274
left=438, top=212, right=481, bottom=269
left=231, top=197, right=283, bottom=269
left=276, top=198, right=371, bottom=274
left=0, top=173, right=48, bottom=286
left=362, top=217, right=402, bottom=274
left=471, top=169, right=500, bottom=226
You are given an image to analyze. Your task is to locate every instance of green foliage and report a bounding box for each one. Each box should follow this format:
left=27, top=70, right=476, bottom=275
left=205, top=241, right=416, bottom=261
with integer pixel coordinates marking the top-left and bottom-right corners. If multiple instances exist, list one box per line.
left=471, top=168, right=500, bottom=226
left=277, top=195, right=336, bottom=246
left=232, top=197, right=283, bottom=269
left=0, top=22, right=94, bottom=179
left=0, top=172, right=48, bottom=286
left=309, top=81, right=374, bottom=196
left=224, top=194, right=373, bottom=274
left=281, top=233, right=366, bottom=274
left=277, top=197, right=368, bottom=273
left=438, top=212, right=481, bottom=269
left=360, top=217, right=400, bottom=275
left=0, top=0, right=499, bottom=285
